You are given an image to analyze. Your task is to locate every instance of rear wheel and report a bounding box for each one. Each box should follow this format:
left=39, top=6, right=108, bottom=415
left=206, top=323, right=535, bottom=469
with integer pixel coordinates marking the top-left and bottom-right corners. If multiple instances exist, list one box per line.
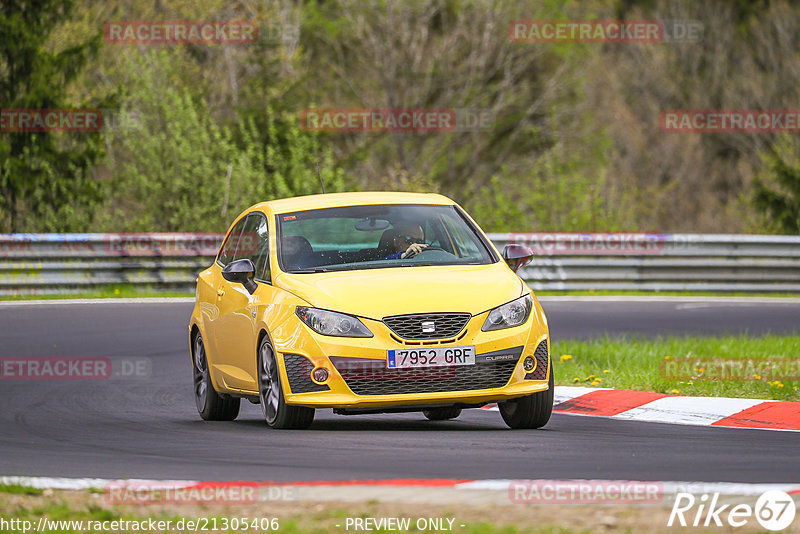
left=258, top=336, right=315, bottom=429
left=499, top=363, right=554, bottom=429
left=193, top=333, right=240, bottom=421
left=423, top=407, right=462, bottom=421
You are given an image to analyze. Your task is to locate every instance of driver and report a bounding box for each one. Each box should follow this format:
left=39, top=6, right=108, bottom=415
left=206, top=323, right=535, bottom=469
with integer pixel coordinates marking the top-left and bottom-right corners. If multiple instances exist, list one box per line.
left=384, top=223, right=429, bottom=260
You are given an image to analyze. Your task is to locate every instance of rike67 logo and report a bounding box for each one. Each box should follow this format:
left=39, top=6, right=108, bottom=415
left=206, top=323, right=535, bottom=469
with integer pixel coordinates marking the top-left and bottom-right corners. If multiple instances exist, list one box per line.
left=668, top=490, right=796, bottom=531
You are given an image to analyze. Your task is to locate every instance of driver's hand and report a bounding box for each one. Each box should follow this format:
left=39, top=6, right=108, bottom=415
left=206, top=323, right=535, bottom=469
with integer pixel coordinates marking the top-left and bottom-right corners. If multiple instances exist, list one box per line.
left=401, top=243, right=428, bottom=259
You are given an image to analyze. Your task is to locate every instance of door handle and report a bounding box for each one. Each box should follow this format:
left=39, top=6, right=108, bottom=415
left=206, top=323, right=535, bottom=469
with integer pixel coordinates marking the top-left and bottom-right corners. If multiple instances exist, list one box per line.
left=217, top=288, right=225, bottom=298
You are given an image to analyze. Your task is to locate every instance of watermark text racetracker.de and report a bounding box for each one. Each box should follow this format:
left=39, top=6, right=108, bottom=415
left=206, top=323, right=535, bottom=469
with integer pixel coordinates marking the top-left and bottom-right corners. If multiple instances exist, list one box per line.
left=0, top=109, right=103, bottom=132
left=507, top=233, right=702, bottom=255
left=509, top=19, right=703, bottom=43
left=510, top=480, right=663, bottom=504
left=104, top=233, right=223, bottom=256
left=104, top=481, right=294, bottom=505
left=104, top=20, right=258, bottom=45
left=0, top=357, right=151, bottom=381
left=0, top=516, right=280, bottom=533
left=661, top=110, right=800, bottom=133
left=661, top=357, right=800, bottom=382
left=300, top=108, right=494, bottom=133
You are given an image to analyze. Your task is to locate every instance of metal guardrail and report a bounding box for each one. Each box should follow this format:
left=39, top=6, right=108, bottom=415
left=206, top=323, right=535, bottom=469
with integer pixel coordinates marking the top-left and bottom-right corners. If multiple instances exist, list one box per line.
left=0, top=232, right=799, bottom=295
left=0, top=234, right=221, bottom=296
left=493, top=233, right=800, bottom=292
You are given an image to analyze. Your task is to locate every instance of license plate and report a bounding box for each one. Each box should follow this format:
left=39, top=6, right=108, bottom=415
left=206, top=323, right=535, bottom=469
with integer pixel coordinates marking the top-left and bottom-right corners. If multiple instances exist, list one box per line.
left=387, top=346, right=476, bottom=369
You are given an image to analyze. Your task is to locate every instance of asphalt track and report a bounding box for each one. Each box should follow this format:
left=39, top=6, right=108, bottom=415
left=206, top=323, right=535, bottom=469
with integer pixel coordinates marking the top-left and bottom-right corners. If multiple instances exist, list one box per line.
left=0, top=298, right=798, bottom=483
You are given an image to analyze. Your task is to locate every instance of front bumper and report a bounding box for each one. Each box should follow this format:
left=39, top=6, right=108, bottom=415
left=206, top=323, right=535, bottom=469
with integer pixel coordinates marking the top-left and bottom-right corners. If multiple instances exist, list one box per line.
left=274, top=308, right=550, bottom=409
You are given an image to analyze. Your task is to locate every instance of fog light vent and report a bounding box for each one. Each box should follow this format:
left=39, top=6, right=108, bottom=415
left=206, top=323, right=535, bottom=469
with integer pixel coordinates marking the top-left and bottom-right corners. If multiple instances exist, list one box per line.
left=524, top=339, right=550, bottom=380
left=523, top=356, right=536, bottom=372
left=312, top=367, right=329, bottom=383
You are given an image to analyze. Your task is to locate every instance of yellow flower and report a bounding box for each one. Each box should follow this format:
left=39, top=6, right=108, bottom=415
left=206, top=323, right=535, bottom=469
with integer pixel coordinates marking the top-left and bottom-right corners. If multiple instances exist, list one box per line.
left=603, top=369, right=610, bottom=373
left=585, top=375, right=595, bottom=381
left=573, top=377, right=581, bottom=383
left=752, top=374, right=761, bottom=380
left=560, top=354, right=573, bottom=362
left=670, top=389, right=680, bottom=394
left=591, top=380, right=600, bottom=386
left=114, top=288, right=120, bottom=295
left=664, top=356, right=671, bottom=360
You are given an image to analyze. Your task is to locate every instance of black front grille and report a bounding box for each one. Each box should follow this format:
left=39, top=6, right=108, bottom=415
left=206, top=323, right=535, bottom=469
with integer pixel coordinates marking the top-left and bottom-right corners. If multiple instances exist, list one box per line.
left=525, top=339, right=550, bottom=380
left=330, top=356, right=517, bottom=395
left=382, top=313, right=471, bottom=340
left=282, top=354, right=329, bottom=394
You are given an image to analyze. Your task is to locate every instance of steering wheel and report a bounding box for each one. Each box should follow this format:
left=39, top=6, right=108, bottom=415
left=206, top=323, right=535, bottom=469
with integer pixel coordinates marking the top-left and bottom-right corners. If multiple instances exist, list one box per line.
left=407, top=245, right=447, bottom=258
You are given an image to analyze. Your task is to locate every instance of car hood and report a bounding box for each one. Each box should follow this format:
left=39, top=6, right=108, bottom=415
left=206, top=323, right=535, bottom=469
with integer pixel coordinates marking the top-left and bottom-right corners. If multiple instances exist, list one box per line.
left=274, top=262, right=525, bottom=320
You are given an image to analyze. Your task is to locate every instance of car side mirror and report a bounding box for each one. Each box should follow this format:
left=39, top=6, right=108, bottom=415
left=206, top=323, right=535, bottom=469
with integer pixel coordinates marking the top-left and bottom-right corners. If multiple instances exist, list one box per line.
left=502, top=244, right=534, bottom=273
left=221, top=259, right=258, bottom=294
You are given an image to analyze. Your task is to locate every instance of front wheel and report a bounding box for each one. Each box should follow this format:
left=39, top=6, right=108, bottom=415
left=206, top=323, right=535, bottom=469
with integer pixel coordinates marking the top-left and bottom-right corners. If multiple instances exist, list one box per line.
left=193, top=333, right=240, bottom=421
left=257, top=336, right=315, bottom=429
left=499, top=363, right=554, bottom=429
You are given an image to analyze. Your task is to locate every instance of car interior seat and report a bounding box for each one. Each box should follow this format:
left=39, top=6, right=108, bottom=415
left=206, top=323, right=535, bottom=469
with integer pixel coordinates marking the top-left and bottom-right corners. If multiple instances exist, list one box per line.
left=281, top=235, right=313, bottom=270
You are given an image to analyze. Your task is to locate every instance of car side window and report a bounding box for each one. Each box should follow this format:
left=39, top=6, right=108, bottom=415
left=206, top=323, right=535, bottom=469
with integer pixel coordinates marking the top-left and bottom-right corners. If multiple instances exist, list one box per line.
left=217, top=216, right=247, bottom=267
left=234, top=212, right=270, bottom=282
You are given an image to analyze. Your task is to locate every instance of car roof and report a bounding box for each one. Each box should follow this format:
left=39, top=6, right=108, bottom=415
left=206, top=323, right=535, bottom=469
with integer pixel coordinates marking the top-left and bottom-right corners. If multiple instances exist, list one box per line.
left=251, top=191, right=455, bottom=214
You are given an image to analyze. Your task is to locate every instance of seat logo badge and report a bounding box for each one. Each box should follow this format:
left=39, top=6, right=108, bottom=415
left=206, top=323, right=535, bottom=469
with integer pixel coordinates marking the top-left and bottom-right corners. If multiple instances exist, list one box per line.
left=421, top=321, right=436, bottom=333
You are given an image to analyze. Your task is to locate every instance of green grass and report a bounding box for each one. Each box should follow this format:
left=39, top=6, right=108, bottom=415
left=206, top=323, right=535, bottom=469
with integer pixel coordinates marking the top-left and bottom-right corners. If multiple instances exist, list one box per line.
left=552, top=334, right=800, bottom=400
left=0, top=484, right=43, bottom=496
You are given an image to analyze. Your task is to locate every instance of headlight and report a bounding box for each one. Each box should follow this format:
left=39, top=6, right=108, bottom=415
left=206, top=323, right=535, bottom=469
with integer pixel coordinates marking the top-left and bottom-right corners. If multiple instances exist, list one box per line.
left=295, top=307, right=373, bottom=338
left=481, top=294, right=533, bottom=331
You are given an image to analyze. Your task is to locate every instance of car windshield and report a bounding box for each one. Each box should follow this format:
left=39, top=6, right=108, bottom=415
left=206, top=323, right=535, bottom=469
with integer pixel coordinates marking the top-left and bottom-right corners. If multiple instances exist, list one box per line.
left=277, top=204, right=494, bottom=273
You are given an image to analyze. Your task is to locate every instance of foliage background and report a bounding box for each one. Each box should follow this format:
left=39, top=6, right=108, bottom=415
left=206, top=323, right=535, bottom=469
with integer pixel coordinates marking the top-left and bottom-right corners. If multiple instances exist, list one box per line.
left=2, top=0, right=799, bottom=234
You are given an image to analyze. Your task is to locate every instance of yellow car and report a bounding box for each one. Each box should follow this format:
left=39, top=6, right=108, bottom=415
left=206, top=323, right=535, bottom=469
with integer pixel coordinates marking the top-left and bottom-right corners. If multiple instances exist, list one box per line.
left=188, top=192, right=552, bottom=429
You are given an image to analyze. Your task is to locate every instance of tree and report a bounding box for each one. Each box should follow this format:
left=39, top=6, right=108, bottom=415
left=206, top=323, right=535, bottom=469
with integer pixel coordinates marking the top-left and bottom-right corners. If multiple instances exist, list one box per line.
left=100, top=50, right=344, bottom=232
left=753, top=135, right=800, bottom=234
left=0, top=0, right=111, bottom=231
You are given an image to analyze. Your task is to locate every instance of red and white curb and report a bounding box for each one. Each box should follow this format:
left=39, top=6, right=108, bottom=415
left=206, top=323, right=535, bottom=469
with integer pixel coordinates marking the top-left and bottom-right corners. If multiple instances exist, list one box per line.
left=2, top=476, right=799, bottom=497
left=482, top=386, right=800, bottom=432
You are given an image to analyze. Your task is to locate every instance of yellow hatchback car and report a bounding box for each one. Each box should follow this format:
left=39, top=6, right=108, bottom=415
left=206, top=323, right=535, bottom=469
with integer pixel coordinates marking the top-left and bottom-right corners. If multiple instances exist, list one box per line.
left=188, top=192, right=552, bottom=429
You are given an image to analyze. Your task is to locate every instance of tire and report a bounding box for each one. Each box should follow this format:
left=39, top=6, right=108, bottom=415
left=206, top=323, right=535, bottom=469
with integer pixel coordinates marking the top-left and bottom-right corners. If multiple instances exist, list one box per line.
left=499, top=362, right=554, bottom=429
left=257, top=336, right=315, bottom=429
left=423, top=407, right=462, bottom=421
left=193, top=333, right=240, bottom=421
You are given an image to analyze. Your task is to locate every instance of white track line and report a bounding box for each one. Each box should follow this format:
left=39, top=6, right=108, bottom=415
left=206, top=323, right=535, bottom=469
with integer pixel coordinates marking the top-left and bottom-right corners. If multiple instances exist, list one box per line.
left=3, top=476, right=798, bottom=497
left=457, top=479, right=800, bottom=496
left=612, top=396, right=770, bottom=426
left=552, top=385, right=613, bottom=404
